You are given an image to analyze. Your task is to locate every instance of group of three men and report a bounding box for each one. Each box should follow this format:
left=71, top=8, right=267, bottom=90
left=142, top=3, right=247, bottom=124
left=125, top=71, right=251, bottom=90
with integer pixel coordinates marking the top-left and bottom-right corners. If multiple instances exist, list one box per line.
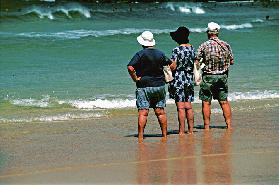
left=127, top=22, right=234, bottom=142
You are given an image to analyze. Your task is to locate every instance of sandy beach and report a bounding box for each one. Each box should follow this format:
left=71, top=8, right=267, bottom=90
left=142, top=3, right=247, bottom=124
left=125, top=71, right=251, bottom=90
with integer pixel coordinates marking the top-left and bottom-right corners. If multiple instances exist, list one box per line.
left=0, top=99, right=278, bottom=184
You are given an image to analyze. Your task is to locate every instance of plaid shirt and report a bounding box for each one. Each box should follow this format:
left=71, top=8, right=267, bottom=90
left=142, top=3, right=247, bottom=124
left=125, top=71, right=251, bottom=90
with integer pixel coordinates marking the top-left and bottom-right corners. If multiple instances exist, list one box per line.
left=196, top=37, right=234, bottom=74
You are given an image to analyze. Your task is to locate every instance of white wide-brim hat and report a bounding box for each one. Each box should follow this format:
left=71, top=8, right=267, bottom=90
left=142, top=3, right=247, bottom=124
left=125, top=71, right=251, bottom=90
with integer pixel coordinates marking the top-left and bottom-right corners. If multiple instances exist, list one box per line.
left=207, top=22, right=220, bottom=33
left=137, top=31, right=155, bottom=47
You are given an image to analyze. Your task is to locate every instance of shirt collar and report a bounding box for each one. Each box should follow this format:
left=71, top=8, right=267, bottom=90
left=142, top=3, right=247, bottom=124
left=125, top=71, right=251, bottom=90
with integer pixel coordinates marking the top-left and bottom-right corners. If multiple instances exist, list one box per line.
left=209, top=37, right=219, bottom=41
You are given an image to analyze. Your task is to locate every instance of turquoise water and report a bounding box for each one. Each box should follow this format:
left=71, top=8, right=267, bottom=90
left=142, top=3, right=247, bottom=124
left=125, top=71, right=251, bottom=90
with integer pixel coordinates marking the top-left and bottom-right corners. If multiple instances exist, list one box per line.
left=1, top=1, right=279, bottom=122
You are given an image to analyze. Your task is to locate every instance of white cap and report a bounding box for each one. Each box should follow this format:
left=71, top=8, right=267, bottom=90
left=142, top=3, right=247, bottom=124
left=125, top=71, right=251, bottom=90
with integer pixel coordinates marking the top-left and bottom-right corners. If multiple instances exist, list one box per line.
left=137, top=31, right=156, bottom=47
left=207, top=22, right=220, bottom=33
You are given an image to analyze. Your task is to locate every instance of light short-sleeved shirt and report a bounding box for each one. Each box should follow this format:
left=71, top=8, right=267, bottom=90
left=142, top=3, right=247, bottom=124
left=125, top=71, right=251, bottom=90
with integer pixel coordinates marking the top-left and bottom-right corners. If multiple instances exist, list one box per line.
left=196, top=37, right=234, bottom=74
left=128, top=48, right=172, bottom=88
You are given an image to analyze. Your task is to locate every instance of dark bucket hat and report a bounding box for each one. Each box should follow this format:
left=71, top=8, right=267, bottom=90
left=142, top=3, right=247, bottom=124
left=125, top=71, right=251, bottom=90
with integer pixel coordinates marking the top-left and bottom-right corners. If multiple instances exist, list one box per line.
left=170, top=26, right=190, bottom=44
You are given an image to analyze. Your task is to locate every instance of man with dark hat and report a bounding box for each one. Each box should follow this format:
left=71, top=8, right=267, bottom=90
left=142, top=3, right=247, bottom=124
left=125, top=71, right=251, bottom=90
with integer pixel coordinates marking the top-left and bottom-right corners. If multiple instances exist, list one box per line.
left=196, top=22, right=234, bottom=130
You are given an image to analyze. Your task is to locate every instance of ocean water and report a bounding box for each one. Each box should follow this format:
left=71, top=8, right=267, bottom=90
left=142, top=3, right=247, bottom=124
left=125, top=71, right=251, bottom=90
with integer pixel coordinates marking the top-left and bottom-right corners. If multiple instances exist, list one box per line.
left=0, top=1, right=279, bottom=123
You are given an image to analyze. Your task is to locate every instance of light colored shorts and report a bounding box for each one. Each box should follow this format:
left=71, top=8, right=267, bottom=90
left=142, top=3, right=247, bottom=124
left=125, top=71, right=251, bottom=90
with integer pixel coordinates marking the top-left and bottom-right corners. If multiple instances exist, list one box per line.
left=136, top=85, right=166, bottom=109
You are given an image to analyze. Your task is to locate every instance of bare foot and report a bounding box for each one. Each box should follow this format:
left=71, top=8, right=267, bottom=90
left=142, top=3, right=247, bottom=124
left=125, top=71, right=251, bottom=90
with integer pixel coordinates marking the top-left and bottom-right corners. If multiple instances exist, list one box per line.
left=187, top=131, right=194, bottom=135
left=138, top=137, right=144, bottom=143
left=204, top=125, right=210, bottom=131
left=179, top=132, right=185, bottom=136
left=226, top=125, right=233, bottom=130
left=161, top=137, right=167, bottom=143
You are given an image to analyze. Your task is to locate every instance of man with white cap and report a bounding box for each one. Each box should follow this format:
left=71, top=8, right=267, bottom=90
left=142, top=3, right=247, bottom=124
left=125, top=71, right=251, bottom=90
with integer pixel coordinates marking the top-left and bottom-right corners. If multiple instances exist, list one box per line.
left=127, top=31, right=172, bottom=143
left=196, top=22, right=234, bottom=130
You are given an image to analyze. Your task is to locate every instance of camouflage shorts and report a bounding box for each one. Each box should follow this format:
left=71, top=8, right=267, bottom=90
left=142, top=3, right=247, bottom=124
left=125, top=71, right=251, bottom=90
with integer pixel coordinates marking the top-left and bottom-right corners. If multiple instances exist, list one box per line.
left=199, top=74, right=228, bottom=102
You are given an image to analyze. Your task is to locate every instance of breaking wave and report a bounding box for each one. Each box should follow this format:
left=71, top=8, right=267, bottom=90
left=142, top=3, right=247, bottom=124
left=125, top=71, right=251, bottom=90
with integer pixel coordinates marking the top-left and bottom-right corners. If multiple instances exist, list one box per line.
left=1, top=90, right=278, bottom=123
left=0, top=23, right=254, bottom=40
left=22, top=2, right=91, bottom=19
left=6, top=90, right=279, bottom=110
left=0, top=112, right=105, bottom=123
left=166, top=2, right=205, bottom=14
left=228, top=90, right=279, bottom=101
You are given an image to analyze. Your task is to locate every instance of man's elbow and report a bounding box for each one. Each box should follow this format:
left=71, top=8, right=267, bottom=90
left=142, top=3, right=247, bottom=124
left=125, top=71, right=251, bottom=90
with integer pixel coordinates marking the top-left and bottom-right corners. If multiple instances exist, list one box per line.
left=127, top=66, right=134, bottom=71
left=127, top=65, right=134, bottom=72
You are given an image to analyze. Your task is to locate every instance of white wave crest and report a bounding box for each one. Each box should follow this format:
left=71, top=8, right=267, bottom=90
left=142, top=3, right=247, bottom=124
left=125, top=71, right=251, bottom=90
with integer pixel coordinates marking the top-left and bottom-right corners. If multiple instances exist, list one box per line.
left=23, top=2, right=91, bottom=20
left=252, top=18, right=264, bottom=23
left=166, top=3, right=205, bottom=14
left=192, top=7, right=205, bottom=14
left=6, top=90, right=279, bottom=111
left=12, top=28, right=171, bottom=39
left=25, top=7, right=54, bottom=19
left=229, top=90, right=279, bottom=101
left=9, top=23, right=253, bottom=40
left=0, top=112, right=104, bottom=123
left=11, top=96, right=50, bottom=108
left=178, top=6, right=191, bottom=14
left=165, top=3, right=175, bottom=11
left=221, top=23, right=253, bottom=30
left=64, top=99, right=136, bottom=109
left=64, top=91, right=279, bottom=109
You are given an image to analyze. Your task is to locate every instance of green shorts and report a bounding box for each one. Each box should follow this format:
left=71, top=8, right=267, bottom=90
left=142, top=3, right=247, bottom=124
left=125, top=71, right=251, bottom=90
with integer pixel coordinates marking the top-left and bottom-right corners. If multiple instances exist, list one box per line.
left=199, top=74, right=228, bottom=102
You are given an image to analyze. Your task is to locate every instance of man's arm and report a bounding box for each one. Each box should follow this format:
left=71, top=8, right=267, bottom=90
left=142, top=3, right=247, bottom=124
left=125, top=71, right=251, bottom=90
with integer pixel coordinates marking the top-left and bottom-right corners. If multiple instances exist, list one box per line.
left=169, top=60, right=177, bottom=71
left=127, top=65, right=141, bottom=82
left=227, top=44, right=234, bottom=65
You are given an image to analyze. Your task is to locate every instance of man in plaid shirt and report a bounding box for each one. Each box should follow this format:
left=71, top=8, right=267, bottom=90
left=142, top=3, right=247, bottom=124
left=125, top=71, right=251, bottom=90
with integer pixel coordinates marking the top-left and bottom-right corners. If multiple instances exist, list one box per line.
left=196, top=22, right=234, bottom=130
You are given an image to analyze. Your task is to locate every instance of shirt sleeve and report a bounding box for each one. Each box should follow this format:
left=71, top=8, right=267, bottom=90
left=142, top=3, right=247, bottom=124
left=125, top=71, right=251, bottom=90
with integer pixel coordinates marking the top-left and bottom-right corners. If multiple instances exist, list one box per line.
left=226, top=44, right=234, bottom=63
left=162, top=54, right=172, bottom=66
left=191, top=47, right=196, bottom=60
left=127, top=53, right=140, bottom=67
left=196, top=44, right=204, bottom=61
left=171, top=48, right=178, bottom=61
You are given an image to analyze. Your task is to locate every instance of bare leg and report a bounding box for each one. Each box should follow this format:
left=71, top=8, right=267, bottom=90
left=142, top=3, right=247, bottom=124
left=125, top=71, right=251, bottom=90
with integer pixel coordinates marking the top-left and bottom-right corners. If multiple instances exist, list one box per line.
left=219, top=100, right=232, bottom=129
left=185, top=102, right=194, bottom=134
left=176, top=102, right=186, bottom=135
left=202, top=101, right=211, bottom=130
left=138, top=109, right=149, bottom=143
left=154, top=108, right=167, bottom=142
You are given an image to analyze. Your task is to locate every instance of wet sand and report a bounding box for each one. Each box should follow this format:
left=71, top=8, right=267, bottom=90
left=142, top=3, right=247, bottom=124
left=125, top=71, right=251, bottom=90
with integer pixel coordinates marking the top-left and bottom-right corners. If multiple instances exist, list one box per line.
left=0, top=99, right=279, bottom=184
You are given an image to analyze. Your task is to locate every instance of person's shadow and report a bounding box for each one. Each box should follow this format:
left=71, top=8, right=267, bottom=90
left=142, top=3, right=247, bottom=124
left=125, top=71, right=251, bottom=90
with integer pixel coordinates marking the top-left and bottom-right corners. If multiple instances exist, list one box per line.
left=194, top=125, right=227, bottom=130
left=125, top=133, right=163, bottom=138
left=125, top=130, right=199, bottom=138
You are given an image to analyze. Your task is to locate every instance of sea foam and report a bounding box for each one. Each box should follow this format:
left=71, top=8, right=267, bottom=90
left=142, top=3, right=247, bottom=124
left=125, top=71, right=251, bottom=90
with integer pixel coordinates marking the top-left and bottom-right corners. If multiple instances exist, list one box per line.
left=64, top=99, right=135, bottom=109
left=166, top=2, right=205, bottom=14
left=7, top=90, right=279, bottom=110
left=11, top=96, right=50, bottom=108
left=221, top=23, right=253, bottom=30
left=229, top=90, right=279, bottom=101
left=2, top=90, right=278, bottom=123
left=4, top=22, right=254, bottom=40
left=0, top=112, right=104, bottom=123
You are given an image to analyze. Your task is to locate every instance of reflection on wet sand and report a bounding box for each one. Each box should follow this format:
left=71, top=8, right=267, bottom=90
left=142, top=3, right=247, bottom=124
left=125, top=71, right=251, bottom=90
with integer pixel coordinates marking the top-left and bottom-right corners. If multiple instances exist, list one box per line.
left=171, top=135, right=197, bottom=184
left=137, top=142, right=168, bottom=185
left=202, top=130, right=233, bottom=185
left=136, top=131, right=232, bottom=184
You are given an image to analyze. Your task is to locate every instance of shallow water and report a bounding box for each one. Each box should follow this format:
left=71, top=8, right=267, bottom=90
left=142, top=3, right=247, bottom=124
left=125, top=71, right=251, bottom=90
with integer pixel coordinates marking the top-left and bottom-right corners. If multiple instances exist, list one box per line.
left=0, top=1, right=279, bottom=122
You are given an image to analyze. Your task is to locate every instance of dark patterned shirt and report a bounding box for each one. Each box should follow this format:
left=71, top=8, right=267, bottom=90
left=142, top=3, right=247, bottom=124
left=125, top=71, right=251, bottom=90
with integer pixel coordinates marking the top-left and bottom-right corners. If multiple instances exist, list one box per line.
left=196, top=37, right=234, bottom=74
